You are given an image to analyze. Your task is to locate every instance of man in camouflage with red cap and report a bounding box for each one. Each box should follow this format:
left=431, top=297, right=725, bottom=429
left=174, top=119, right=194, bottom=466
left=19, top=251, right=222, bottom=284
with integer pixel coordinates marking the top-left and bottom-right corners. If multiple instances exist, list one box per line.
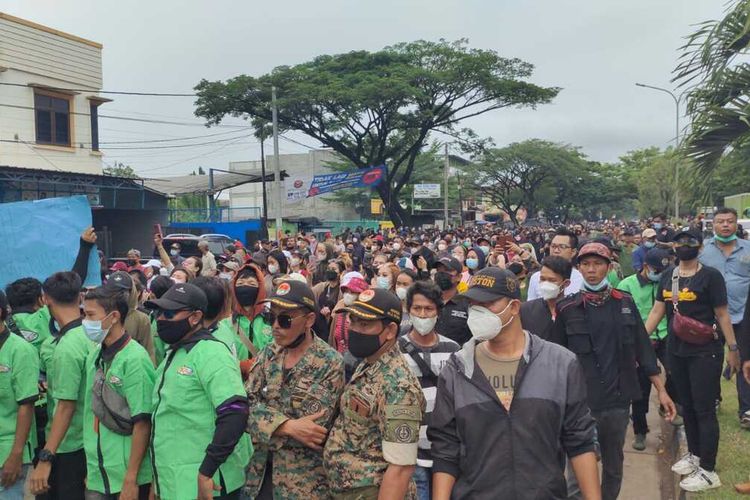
left=551, top=242, right=676, bottom=500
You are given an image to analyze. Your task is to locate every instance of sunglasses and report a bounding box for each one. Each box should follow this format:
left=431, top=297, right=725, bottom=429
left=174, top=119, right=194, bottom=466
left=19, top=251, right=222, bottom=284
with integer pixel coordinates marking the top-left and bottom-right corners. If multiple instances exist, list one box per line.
left=159, top=309, right=191, bottom=320
left=674, top=240, right=700, bottom=248
left=263, top=310, right=305, bottom=329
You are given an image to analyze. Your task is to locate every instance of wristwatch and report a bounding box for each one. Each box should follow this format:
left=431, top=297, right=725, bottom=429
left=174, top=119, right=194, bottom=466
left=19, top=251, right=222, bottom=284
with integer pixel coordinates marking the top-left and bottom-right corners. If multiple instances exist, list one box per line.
left=729, top=344, right=739, bottom=352
left=37, top=449, right=55, bottom=463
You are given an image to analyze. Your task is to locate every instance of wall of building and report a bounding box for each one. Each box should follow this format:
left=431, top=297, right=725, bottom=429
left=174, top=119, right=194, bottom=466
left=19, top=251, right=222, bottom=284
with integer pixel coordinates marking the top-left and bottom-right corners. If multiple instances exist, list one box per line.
left=0, top=13, right=104, bottom=174
left=228, top=149, right=360, bottom=221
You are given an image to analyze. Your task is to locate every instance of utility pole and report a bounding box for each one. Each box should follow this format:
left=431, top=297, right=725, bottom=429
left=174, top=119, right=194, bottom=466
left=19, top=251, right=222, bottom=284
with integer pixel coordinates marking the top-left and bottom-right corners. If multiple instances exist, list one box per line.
left=259, top=135, right=268, bottom=223
left=444, top=143, right=449, bottom=230
left=271, top=86, right=283, bottom=243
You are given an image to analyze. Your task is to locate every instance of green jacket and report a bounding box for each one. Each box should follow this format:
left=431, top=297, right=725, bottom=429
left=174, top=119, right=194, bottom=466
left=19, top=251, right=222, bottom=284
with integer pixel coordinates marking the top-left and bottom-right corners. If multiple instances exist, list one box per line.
left=10, top=306, right=52, bottom=352
left=39, top=319, right=92, bottom=453
left=213, top=319, right=249, bottom=361
left=617, top=273, right=668, bottom=341
left=0, top=329, right=40, bottom=464
left=151, top=331, right=250, bottom=500
left=83, top=335, right=155, bottom=495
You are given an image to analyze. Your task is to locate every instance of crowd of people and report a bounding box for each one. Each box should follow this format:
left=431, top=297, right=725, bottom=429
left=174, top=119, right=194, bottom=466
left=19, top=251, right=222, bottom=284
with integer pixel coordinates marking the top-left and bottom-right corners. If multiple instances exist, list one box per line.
left=1, top=209, right=750, bottom=499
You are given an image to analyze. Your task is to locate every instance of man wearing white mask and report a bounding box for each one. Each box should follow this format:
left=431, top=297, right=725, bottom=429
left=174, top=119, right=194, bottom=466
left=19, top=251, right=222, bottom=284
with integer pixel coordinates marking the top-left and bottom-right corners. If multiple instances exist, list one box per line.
left=398, top=281, right=460, bottom=500
left=429, top=267, right=600, bottom=500
left=520, top=256, right=572, bottom=341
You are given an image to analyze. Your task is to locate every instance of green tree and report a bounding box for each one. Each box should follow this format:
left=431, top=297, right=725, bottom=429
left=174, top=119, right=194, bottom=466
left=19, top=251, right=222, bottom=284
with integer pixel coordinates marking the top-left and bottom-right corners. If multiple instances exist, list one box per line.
left=193, top=39, right=558, bottom=226
left=103, top=162, right=138, bottom=178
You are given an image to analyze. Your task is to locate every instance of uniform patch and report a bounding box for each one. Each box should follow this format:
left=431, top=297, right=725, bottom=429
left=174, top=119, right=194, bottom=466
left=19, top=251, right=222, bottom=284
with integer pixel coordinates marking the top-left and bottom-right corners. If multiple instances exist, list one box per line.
left=276, top=282, right=291, bottom=296
left=305, top=399, right=322, bottom=414
left=20, top=330, right=38, bottom=342
left=621, top=307, right=631, bottom=315
left=177, top=365, right=194, bottom=376
left=108, top=375, right=122, bottom=386
left=358, top=289, right=375, bottom=302
left=394, top=423, right=415, bottom=443
left=0, top=364, right=9, bottom=373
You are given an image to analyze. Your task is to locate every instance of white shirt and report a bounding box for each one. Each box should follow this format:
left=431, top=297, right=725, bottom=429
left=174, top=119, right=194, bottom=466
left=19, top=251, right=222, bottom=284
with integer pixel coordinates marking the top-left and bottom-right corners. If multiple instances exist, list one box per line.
left=526, top=268, right=584, bottom=300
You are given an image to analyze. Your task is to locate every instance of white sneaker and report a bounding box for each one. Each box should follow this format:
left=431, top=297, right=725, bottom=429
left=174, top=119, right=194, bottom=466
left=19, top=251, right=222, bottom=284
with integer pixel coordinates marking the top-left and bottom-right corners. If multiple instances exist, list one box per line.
left=679, top=468, right=721, bottom=492
left=671, top=453, right=700, bottom=475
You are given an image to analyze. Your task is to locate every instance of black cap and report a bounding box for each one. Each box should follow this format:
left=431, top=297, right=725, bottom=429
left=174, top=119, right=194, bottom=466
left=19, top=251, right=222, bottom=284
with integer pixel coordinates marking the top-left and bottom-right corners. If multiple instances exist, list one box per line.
left=144, top=283, right=208, bottom=313
left=645, top=248, right=671, bottom=273
left=433, top=256, right=463, bottom=274
left=477, top=236, right=491, bottom=246
left=672, top=227, right=703, bottom=243
left=263, top=280, right=316, bottom=311
left=342, top=288, right=402, bottom=323
left=461, top=267, right=521, bottom=302
left=104, top=271, right=133, bottom=291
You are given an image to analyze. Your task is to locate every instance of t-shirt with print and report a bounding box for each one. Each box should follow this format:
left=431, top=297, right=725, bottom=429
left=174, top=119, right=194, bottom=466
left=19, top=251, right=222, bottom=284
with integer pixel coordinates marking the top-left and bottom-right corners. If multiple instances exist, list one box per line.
left=475, top=342, right=520, bottom=410
left=656, top=264, right=727, bottom=357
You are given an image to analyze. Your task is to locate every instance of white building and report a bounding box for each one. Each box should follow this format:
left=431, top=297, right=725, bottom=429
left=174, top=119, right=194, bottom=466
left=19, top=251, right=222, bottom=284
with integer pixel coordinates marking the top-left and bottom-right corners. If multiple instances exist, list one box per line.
left=228, top=149, right=361, bottom=221
left=0, top=12, right=106, bottom=175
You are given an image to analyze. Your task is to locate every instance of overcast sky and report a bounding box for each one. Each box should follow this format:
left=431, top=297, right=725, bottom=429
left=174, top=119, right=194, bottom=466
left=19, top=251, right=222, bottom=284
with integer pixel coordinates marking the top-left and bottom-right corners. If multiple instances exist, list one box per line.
left=2, top=0, right=724, bottom=176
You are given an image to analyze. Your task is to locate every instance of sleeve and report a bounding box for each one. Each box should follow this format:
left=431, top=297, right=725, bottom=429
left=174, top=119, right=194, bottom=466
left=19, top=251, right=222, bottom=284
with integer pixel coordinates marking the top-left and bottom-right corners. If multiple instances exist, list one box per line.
left=707, top=268, right=728, bottom=308
left=318, top=353, right=346, bottom=429
left=379, top=377, right=424, bottom=466
left=50, top=335, right=88, bottom=401
left=654, top=273, right=668, bottom=303
left=526, top=272, right=540, bottom=301
left=630, top=304, right=660, bottom=377
left=632, top=248, right=644, bottom=273
left=13, top=342, right=40, bottom=405
left=72, top=239, right=94, bottom=283
left=197, top=344, right=247, bottom=408
left=245, top=353, right=290, bottom=444
left=561, top=357, right=597, bottom=458
left=119, top=351, right=156, bottom=422
left=549, top=306, right=568, bottom=347
left=426, top=368, right=460, bottom=478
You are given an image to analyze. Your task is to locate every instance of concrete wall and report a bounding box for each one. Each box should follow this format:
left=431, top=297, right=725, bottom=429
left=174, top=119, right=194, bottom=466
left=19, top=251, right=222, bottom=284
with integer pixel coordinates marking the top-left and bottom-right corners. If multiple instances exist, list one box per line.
left=0, top=13, right=104, bottom=174
left=228, top=149, right=360, bottom=221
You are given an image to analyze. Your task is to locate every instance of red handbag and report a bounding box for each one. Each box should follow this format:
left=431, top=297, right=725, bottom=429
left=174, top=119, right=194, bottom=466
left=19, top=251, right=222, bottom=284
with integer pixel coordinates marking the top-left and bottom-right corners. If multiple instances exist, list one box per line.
left=670, top=266, right=718, bottom=345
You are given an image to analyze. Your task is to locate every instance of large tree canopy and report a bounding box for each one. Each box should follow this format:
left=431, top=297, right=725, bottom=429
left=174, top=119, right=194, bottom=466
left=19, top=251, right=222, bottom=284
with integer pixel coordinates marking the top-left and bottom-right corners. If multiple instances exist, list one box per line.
left=194, top=39, right=558, bottom=225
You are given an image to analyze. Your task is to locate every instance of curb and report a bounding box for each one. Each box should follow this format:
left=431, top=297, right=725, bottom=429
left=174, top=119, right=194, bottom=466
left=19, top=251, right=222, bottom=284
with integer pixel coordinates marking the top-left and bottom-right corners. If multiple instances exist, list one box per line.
left=658, top=416, right=686, bottom=500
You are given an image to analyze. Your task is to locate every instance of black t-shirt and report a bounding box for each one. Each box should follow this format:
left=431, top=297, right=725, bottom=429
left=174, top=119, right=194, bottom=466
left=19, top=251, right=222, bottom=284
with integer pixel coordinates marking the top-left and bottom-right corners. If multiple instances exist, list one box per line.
left=656, top=265, right=727, bottom=357
left=436, top=295, right=471, bottom=346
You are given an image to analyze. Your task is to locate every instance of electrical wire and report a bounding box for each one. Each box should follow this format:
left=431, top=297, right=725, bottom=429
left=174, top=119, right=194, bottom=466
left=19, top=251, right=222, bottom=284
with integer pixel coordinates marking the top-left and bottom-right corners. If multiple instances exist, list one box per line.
left=0, top=81, right=196, bottom=97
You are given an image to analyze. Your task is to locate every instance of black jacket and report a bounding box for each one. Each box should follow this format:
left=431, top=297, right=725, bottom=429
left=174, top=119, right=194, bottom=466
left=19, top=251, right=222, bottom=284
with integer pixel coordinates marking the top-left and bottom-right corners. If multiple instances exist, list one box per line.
left=428, top=332, right=596, bottom=499
left=520, top=298, right=556, bottom=341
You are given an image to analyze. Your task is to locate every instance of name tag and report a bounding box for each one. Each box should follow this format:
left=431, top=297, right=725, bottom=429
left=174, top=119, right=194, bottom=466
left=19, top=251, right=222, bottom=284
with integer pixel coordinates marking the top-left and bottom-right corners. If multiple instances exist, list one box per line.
left=451, top=310, right=467, bottom=319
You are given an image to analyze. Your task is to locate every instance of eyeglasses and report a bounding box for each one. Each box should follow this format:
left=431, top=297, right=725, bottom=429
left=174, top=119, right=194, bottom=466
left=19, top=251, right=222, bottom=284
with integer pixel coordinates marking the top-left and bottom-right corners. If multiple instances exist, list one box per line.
left=264, top=310, right=305, bottom=329
left=550, top=244, right=572, bottom=251
left=159, top=309, right=190, bottom=320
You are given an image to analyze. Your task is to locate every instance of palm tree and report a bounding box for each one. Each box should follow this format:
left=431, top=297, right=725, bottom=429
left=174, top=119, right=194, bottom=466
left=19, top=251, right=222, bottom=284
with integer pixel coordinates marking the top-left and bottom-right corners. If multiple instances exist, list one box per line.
left=673, top=0, right=750, bottom=175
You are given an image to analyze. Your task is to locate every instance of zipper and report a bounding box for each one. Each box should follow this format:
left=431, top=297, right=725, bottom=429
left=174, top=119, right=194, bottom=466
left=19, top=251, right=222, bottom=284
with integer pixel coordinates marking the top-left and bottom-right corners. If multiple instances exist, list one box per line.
left=96, top=421, right=111, bottom=494
left=150, top=349, right=178, bottom=497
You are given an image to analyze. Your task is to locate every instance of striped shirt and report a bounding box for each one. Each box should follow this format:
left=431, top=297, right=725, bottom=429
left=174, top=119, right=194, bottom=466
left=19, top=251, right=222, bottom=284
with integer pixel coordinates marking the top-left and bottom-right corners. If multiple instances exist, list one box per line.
left=399, top=333, right=460, bottom=467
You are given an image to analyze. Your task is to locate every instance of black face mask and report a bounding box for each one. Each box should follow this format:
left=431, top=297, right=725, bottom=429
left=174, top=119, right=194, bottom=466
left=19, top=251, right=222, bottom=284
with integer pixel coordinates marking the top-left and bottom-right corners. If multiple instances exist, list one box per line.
left=348, top=328, right=383, bottom=358
left=675, top=246, right=700, bottom=262
left=235, top=286, right=259, bottom=307
left=287, top=330, right=308, bottom=349
left=325, top=270, right=339, bottom=282
left=157, top=317, right=194, bottom=345
left=434, top=271, right=455, bottom=291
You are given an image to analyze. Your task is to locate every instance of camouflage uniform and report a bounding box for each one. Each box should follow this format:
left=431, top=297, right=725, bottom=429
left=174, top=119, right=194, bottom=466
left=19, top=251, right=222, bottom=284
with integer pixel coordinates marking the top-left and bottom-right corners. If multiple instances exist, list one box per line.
left=323, top=343, right=426, bottom=500
left=244, top=335, right=345, bottom=499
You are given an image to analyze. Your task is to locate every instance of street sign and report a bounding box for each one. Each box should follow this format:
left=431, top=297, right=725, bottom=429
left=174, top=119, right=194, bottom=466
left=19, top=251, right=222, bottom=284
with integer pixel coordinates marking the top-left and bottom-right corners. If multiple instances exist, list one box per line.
left=413, top=184, right=441, bottom=199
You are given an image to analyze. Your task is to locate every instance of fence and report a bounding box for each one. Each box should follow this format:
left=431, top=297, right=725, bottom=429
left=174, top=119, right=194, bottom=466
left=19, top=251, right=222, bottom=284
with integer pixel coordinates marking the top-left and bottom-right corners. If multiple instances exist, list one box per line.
left=169, top=206, right=262, bottom=223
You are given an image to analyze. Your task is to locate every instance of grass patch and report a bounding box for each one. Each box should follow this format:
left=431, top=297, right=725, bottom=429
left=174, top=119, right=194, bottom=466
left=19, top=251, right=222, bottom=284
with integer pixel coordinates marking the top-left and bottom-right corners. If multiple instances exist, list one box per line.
left=692, top=377, right=750, bottom=499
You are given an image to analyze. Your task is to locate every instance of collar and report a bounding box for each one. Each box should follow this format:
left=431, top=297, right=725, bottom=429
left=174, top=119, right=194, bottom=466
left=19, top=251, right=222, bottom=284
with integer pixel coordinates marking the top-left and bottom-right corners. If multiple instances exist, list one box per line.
left=709, top=237, right=749, bottom=254
left=176, top=328, right=214, bottom=353
left=53, top=317, right=83, bottom=342
left=636, top=273, right=652, bottom=286
left=0, top=327, right=9, bottom=350
left=99, top=333, right=131, bottom=363
left=11, top=305, right=36, bottom=315
left=457, top=330, right=532, bottom=380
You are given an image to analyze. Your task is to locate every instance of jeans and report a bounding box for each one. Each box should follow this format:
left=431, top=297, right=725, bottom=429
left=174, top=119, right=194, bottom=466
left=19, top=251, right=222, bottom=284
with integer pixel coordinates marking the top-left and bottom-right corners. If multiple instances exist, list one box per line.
left=0, top=464, right=30, bottom=500
left=413, top=465, right=431, bottom=500
left=670, top=351, right=723, bottom=471
left=733, top=322, right=750, bottom=417
left=567, top=407, right=630, bottom=500
left=35, top=448, right=86, bottom=500
left=631, top=339, right=676, bottom=435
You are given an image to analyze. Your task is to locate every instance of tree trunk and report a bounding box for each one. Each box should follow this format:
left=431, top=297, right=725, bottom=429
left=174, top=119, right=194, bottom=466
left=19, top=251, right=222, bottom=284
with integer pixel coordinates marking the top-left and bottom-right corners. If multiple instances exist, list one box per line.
left=376, top=183, right=410, bottom=227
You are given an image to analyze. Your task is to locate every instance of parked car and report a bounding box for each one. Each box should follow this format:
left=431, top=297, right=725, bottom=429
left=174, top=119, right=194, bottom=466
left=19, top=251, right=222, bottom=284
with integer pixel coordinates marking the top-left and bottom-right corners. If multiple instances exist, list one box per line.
left=199, top=233, right=235, bottom=257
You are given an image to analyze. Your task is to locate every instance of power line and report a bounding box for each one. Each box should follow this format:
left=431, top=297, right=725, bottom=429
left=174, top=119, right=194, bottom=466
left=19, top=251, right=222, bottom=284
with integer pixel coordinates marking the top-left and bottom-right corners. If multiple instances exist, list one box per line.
left=101, top=133, right=252, bottom=150
left=0, top=81, right=195, bottom=97
left=279, top=134, right=318, bottom=150
left=134, top=136, right=249, bottom=174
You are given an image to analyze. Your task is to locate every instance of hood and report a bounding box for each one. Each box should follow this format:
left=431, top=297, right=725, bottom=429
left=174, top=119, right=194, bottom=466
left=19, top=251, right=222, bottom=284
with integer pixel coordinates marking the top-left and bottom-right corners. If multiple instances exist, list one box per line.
left=231, top=262, right=266, bottom=319
left=469, top=246, right=487, bottom=271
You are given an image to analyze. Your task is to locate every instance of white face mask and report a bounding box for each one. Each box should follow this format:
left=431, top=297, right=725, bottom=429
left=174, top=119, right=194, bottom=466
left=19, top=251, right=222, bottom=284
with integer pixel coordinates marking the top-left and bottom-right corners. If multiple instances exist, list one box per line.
left=467, top=303, right=514, bottom=341
left=268, top=264, right=279, bottom=275
left=395, top=286, right=408, bottom=301
left=392, top=243, right=401, bottom=251
left=290, top=257, right=301, bottom=267
left=538, top=281, right=562, bottom=300
left=411, top=315, right=438, bottom=336
left=219, top=272, right=233, bottom=281
left=343, top=292, right=358, bottom=306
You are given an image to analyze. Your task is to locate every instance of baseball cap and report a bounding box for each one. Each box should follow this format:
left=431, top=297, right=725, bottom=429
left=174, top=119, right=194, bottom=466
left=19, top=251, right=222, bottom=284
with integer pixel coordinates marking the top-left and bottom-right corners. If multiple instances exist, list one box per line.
left=342, top=288, right=402, bottom=323
left=220, top=261, right=240, bottom=272
left=340, top=272, right=368, bottom=293
left=263, top=280, right=316, bottom=312
left=461, top=267, right=521, bottom=302
left=110, top=261, right=129, bottom=272
left=433, top=256, right=462, bottom=274
left=145, top=259, right=162, bottom=269
left=104, top=271, right=133, bottom=291
left=577, top=242, right=612, bottom=263
left=144, top=283, right=208, bottom=313
left=672, top=227, right=703, bottom=243
left=641, top=228, right=657, bottom=239
left=645, top=248, right=671, bottom=273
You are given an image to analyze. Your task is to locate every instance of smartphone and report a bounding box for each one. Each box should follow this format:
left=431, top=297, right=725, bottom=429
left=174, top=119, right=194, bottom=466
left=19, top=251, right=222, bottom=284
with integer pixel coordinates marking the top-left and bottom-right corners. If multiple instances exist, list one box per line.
left=153, top=223, right=163, bottom=238
left=497, top=235, right=513, bottom=248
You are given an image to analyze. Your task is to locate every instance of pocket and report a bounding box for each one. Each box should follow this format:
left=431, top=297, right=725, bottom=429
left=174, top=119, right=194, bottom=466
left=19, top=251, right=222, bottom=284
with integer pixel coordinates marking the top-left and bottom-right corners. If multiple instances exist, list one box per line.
left=290, top=379, right=330, bottom=418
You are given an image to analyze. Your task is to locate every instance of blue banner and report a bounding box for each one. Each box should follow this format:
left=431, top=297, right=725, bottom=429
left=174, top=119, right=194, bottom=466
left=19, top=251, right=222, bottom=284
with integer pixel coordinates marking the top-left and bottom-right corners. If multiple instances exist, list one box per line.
left=307, top=165, right=386, bottom=197
left=0, top=196, right=101, bottom=288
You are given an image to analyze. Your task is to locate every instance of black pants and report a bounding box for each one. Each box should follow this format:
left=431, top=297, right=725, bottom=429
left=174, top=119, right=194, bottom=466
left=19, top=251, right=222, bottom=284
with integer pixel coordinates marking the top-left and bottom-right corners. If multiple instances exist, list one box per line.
left=35, top=448, right=86, bottom=500
left=84, top=484, right=150, bottom=499
left=567, top=407, right=630, bottom=500
left=669, top=351, right=723, bottom=471
left=631, top=339, right=676, bottom=434
left=733, top=322, right=750, bottom=416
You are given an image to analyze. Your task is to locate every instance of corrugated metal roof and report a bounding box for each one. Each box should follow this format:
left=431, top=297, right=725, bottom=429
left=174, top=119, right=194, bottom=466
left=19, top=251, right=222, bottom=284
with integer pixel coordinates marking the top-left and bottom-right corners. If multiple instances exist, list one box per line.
left=142, top=171, right=279, bottom=196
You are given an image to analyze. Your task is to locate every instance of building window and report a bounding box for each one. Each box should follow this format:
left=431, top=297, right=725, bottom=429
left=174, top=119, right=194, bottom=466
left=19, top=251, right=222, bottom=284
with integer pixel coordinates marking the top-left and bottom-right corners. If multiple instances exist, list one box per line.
left=90, top=103, right=99, bottom=151
left=34, top=92, right=71, bottom=146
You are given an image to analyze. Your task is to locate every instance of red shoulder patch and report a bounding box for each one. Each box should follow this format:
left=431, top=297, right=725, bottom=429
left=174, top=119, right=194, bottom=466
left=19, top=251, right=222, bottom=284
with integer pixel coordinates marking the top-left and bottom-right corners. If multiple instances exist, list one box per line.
left=610, top=289, right=625, bottom=299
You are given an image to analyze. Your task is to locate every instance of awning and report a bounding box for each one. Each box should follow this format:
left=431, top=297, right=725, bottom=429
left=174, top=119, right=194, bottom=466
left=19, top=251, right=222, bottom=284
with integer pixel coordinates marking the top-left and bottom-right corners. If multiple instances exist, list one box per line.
left=142, top=170, right=282, bottom=197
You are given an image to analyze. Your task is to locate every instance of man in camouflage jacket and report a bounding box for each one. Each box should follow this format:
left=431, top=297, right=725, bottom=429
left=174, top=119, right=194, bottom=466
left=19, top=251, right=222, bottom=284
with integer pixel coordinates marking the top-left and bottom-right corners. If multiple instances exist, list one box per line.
left=244, top=280, right=345, bottom=499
